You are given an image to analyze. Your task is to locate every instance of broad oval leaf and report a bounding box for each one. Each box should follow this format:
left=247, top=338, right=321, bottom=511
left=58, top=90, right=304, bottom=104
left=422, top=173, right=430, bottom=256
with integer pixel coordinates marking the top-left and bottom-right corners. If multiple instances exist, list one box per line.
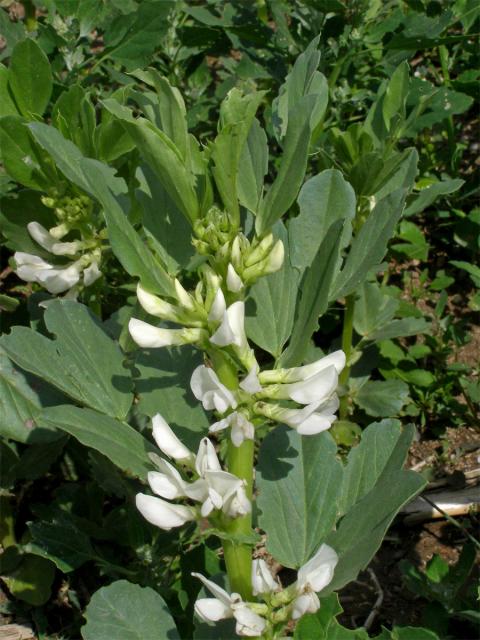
left=257, top=425, right=343, bottom=568
left=8, top=39, right=52, bottom=116
left=83, top=580, right=179, bottom=640
left=0, top=300, right=133, bottom=420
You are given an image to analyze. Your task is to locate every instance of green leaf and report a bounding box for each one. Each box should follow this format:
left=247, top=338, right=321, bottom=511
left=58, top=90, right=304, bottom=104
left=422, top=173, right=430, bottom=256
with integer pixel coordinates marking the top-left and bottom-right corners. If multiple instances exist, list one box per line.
left=83, top=580, right=179, bottom=640
left=323, top=425, right=426, bottom=594
left=28, top=121, right=126, bottom=197
left=339, top=419, right=403, bottom=515
left=372, top=148, right=418, bottom=201
left=134, top=347, right=208, bottom=451
left=137, top=165, right=194, bottom=275
left=256, top=95, right=317, bottom=234
left=25, top=516, right=95, bottom=573
left=0, top=10, right=25, bottom=61
left=0, top=64, right=18, bottom=116
left=391, top=220, right=429, bottom=261
left=382, top=61, right=410, bottom=132
left=0, top=116, right=50, bottom=190
left=280, top=220, right=343, bottom=367
left=103, top=1, right=175, bottom=70
left=102, top=99, right=199, bottom=224
left=404, top=179, right=464, bottom=217
left=8, top=39, right=52, bottom=116
left=2, top=554, right=55, bottom=606
left=272, top=36, right=328, bottom=140
left=38, top=405, right=155, bottom=480
left=139, top=69, right=189, bottom=159
left=237, top=117, right=268, bottom=215
left=450, top=260, right=480, bottom=288
left=28, top=122, right=174, bottom=296
left=80, top=160, right=176, bottom=296
left=355, top=380, right=410, bottom=417
left=52, top=85, right=96, bottom=157
left=0, top=346, right=63, bottom=444
left=353, top=282, right=398, bottom=338
left=294, top=594, right=369, bottom=639
left=0, top=190, right=55, bottom=256
left=331, top=190, right=407, bottom=300
left=368, top=317, right=430, bottom=342
left=245, top=223, right=300, bottom=358
left=257, top=426, right=343, bottom=568
left=211, top=89, right=264, bottom=222
left=1, top=300, right=133, bottom=420
left=289, top=169, right=356, bottom=270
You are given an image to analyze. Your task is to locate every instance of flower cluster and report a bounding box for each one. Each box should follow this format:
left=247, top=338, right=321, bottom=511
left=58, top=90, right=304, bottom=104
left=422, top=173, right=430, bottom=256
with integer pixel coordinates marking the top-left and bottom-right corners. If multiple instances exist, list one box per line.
left=193, top=544, right=339, bottom=636
left=136, top=415, right=250, bottom=531
left=192, top=206, right=284, bottom=287
left=14, top=194, right=104, bottom=296
left=128, top=259, right=345, bottom=446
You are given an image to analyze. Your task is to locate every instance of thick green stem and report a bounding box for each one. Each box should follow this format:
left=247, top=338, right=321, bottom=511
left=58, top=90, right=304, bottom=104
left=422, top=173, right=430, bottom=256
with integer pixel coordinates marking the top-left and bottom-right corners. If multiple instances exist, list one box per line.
left=339, top=294, right=355, bottom=420
left=209, top=350, right=254, bottom=600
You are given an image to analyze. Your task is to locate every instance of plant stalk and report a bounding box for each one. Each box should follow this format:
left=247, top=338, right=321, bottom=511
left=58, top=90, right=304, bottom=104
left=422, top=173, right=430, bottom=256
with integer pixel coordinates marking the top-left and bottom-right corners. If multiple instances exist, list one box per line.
left=339, top=294, right=355, bottom=420
left=210, top=350, right=254, bottom=600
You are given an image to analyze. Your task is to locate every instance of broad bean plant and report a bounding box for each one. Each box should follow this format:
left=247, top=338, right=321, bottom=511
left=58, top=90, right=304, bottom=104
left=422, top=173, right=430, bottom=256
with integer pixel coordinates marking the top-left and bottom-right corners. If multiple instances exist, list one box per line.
left=1, top=40, right=430, bottom=639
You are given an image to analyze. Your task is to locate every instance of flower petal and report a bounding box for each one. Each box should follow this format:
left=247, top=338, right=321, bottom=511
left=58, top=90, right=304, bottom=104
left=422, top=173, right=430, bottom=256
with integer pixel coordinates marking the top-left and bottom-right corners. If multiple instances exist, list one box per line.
left=233, top=605, right=267, bottom=637
left=226, top=263, right=243, bottom=292
left=291, top=592, right=320, bottom=619
left=297, top=543, right=338, bottom=593
left=191, top=572, right=233, bottom=605
left=135, top=494, right=194, bottom=530
left=151, top=414, right=193, bottom=461
left=251, top=559, right=278, bottom=596
left=194, top=598, right=233, bottom=623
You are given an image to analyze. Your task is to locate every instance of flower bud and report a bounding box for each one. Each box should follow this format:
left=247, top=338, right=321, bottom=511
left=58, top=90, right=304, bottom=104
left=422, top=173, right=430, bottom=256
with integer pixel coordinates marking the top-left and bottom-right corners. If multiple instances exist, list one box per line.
left=226, top=263, right=243, bottom=292
left=129, top=319, right=206, bottom=348
left=136, top=284, right=182, bottom=322
left=174, top=278, right=195, bottom=310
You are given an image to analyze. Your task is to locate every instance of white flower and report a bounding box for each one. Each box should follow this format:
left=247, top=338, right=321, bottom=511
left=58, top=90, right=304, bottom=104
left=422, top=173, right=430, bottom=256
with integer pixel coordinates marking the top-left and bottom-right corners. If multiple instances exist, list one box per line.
left=255, top=395, right=339, bottom=436
left=208, top=287, right=226, bottom=322
left=15, top=252, right=83, bottom=294
left=210, top=412, right=255, bottom=447
left=195, top=437, right=222, bottom=475
left=143, top=433, right=250, bottom=521
left=192, top=573, right=267, bottom=637
left=128, top=318, right=205, bottom=348
left=151, top=414, right=194, bottom=462
left=147, top=460, right=190, bottom=500
left=200, top=470, right=250, bottom=518
left=174, top=278, right=195, bottom=310
left=135, top=493, right=195, bottom=531
left=291, top=544, right=338, bottom=619
left=239, top=366, right=262, bottom=394
left=251, top=559, right=278, bottom=596
left=226, top=263, right=244, bottom=292
left=263, top=365, right=338, bottom=405
left=83, top=260, right=102, bottom=287
left=259, top=351, right=346, bottom=384
left=210, top=301, right=248, bottom=349
left=136, top=283, right=181, bottom=322
left=27, top=221, right=81, bottom=256
left=191, top=365, right=237, bottom=413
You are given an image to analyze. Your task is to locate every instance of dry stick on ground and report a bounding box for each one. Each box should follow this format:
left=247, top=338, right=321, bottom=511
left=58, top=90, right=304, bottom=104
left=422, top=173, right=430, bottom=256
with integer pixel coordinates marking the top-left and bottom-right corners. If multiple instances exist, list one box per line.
left=362, top=568, right=384, bottom=632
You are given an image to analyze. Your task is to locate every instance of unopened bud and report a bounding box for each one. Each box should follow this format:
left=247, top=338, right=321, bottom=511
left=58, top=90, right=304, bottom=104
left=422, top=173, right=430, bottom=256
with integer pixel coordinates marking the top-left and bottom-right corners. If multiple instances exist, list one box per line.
left=244, top=233, right=274, bottom=267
